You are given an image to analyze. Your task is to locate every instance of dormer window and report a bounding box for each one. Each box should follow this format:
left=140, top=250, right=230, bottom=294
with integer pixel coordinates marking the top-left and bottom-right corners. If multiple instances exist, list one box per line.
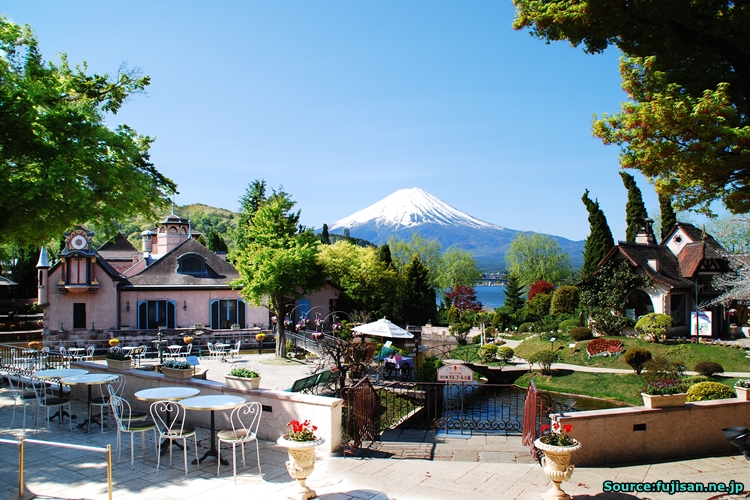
left=177, top=254, right=206, bottom=275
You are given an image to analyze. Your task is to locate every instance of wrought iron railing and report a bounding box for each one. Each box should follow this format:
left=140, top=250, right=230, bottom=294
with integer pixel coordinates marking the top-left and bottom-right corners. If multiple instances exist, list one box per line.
left=0, top=344, right=69, bottom=376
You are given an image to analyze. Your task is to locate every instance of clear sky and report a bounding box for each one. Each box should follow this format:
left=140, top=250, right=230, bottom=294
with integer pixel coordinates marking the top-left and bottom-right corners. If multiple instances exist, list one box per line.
left=6, top=1, right=673, bottom=242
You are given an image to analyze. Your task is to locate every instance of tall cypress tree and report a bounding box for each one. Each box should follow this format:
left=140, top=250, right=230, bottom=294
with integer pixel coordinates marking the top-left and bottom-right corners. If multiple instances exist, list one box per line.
left=378, top=243, right=393, bottom=267
left=581, top=190, right=615, bottom=276
left=206, top=229, right=228, bottom=252
left=620, top=172, right=649, bottom=242
left=658, top=192, right=677, bottom=240
left=320, top=223, right=330, bottom=245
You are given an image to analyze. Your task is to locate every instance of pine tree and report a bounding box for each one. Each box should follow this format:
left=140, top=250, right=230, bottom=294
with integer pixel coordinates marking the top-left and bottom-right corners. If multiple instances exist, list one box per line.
left=620, top=172, right=649, bottom=242
left=206, top=229, right=228, bottom=253
left=403, top=254, right=436, bottom=325
left=502, top=272, right=525, bottom=313
left=235, top=180, right=267, bottom=250
left=581, top=190, right=615, bottom=276
left=320, top=223, right=330, bottom=245
left=659, top=192, right=677, bottom=240
left=378, top=244, right=393, bottom=267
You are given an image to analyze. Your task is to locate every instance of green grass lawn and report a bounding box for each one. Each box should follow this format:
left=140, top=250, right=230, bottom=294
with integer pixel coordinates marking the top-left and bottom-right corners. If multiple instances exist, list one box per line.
left=515, top=370, right=742, bottom=406
left=513, top=335, right=750, bottom=372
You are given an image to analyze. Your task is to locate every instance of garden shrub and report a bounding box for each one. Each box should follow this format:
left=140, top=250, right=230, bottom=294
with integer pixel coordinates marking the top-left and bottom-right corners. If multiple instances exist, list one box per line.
left=416, top=356, right=442, bottom=382
left=635, top=313, right=672, bottom=342
left=558, top=318, right=580, bottom=332
left=684, top=375, right=709, bottom=386
left=568, top=327, right=593, bottom=341
left=624, top=348, right=652, bottom=375
left=497, top=346, right=514, bottom=363
left=550, top=286, right=579, bottom=315
left=694, top=361, right=724, bottom=377
left=478, top=344, right=498, bottom=363
left=518, top=322, right=534, bottom=333
left=643, top=355, right=684, bottom=383
left=528, top=350, right=559, bottom=375
left=472, top=334, right=482, bottom=344
left=685, top=381, right=736, bottom=402
left=524, top=293, right=552, bottom=322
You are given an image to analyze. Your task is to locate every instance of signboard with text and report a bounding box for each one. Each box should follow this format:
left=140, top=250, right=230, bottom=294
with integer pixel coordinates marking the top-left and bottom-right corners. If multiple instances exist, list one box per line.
left=691, top=311, right=712, bottom=336
left=186, top=356, right=199, bottom=366
left=437, top=364, right=474, bottom=383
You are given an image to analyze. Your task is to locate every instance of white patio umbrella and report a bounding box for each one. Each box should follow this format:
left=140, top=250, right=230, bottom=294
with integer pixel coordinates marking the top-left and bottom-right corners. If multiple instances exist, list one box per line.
left=0, top=276, right=17, bottom=286
left=352, top=318, right=414, bottom=339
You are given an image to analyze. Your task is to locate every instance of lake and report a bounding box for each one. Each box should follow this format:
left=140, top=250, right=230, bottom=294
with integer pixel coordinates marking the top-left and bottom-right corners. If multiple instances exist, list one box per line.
left=474, top=285, right=506, bottom=311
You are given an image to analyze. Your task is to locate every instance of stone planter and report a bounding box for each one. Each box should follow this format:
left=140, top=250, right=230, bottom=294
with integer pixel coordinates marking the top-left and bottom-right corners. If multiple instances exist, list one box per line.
left=162, top=367, right=194, bottom=380
left=534, top=438, right=582, bottom=500
left=641, top=392, right=688, bottom=408
left=736, top=387, right=750, bottom=401
left=106, top=359, right=132, bottom=371
left=225, top=374, right=261, bottom=390
left=277, top=434, right=325, bottom=500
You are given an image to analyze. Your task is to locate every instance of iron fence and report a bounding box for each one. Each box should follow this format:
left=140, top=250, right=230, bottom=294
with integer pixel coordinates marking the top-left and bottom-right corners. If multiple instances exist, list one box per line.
left=0, top=344, right=69, bottom=376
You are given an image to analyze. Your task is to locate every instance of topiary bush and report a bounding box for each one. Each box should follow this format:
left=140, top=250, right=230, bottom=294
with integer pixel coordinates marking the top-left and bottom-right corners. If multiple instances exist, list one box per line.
left=416, top=356, right=442, bottom=382
left=528, top=350, right=559, bottom=375
left=624, top=347, right=652, bottom=375
left=497, top=346, right=515, bottom=363
left=550, top=286, right=579, bottom=315
left=518, top=322, right=534, bottom=333
left=684, top=375, right=709, bottom=386
left=478, top=344, right=498, bottom=363
left=635, top=313, right=672, bottom=342
left=568, top=327, right=593, bottom=341
left=558, top=318, right=580, bottom=332
left=472, top=334, right=482, bottom=344
left=643, top=355, right=684, bottom=382
left=685, top=381, right=736, bottom=402
left=694, top=361, right=725, bottom=377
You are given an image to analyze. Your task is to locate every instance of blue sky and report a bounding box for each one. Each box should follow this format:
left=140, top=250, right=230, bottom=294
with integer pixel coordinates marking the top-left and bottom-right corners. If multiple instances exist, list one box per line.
left=7, top=1, right=672, bottom=242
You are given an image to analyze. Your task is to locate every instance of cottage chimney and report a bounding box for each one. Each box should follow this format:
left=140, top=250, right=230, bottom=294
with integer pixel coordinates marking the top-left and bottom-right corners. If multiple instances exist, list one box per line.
left=141, top=230, right=154, bottom=253
left=635, top=217, right=657, bottom=245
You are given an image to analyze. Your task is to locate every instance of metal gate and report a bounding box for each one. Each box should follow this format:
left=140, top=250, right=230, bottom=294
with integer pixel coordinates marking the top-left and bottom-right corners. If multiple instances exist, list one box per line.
left=340, top=377, right=380, bottom=456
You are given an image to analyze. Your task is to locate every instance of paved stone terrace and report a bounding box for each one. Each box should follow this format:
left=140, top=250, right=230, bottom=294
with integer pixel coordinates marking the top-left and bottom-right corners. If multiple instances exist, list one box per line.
left=2, top=352, right=750, bottom=499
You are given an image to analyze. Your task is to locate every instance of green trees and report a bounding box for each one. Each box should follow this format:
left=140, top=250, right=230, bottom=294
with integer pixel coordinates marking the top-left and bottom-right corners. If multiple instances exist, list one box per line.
left=402, top=254, right=436, bottom=326
left=504, top=233, right=572, bottom=286
left=232, top=190, right=325, bottom=358
left=513, top=2, right=750, bottom=215
left=581, top=190, right=614, bottom=276
left=0, top=17, right=176, bottom=247
left=658, top=193, right=677, bottom=240
left=620, top=172, right=649, bottom=243
left=206, top=229, right=228, bottom=253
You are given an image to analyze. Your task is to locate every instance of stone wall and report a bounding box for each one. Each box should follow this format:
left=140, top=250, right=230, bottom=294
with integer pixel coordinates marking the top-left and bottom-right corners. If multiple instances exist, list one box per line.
left=554, top=399, right=750, bottom=466
left=71, top=361, right=343, bottom=454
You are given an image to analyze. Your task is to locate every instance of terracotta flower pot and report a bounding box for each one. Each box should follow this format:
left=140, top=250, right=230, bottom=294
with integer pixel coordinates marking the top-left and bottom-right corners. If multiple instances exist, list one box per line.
left=277, top=434, right=325, bottom=500
left=534, top=438, right=582, bottom=500
left=162, top=367, right=193, bottom=380
left=106, top=359, right=132, bottom=371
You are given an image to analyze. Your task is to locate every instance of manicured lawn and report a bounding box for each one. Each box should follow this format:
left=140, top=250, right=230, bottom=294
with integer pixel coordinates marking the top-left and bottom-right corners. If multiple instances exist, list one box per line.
left=513, top=335, right=750, bottom=372
left=515, top=370, right=742, bottom=406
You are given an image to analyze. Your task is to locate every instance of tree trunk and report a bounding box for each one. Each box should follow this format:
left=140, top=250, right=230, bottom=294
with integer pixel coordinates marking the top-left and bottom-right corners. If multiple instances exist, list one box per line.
left=273, top=297, right=286, bottom=358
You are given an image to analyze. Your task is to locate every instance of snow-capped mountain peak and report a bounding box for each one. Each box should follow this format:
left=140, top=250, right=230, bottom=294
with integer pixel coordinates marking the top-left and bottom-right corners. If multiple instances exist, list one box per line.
left=330, top=188, right=503, bottom=231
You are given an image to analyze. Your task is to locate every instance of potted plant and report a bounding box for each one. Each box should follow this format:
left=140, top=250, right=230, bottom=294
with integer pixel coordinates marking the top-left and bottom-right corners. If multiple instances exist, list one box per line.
left=109, top=338, right=120, bottom=347
left=27, top=340, right=42, bottom=350
left=534, top=421, right=581, bottom=500
left=106, top=346, right=132, bottom=370
left=255, top=332, right=266, bottom=342
left=120, top=325, right=130, bottom=331
left=162, top=359, right=194, bottom=380
left=183, top=335, right=194, bottom=345
left=231, top=323, right=241, bottom=330
left=641, top=379, right=689, bottom=408
left=735, top=379, right=750, bottom=401
left=277, top=419, right=325, bottom=500
left=225, top=367, right=261, bottom=390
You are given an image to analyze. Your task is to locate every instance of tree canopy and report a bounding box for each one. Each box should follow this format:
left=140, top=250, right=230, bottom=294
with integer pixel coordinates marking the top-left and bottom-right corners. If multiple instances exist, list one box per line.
left=232, top=189, right=325, bottom=358
left=0, top=17, right=175, bottom=247
left=513, top=2, right=750, bottom=215
left=504, top=233, right=572, bottom=286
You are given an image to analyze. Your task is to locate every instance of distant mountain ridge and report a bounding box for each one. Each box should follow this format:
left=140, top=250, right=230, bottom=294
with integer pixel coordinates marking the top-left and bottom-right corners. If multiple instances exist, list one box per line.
left=329, top=188, right=584, bottom=271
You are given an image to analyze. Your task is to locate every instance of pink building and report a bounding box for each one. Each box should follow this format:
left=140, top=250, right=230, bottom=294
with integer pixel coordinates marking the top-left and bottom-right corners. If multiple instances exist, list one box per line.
left=36, top=214, right=339, bottom=341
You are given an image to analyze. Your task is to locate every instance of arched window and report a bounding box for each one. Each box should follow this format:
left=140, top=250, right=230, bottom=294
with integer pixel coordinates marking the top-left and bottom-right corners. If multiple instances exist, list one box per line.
left=177, top=254, right=206, bottom=275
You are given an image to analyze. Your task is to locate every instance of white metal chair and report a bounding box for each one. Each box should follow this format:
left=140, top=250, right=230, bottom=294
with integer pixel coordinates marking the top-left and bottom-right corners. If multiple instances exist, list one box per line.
left=84, top=345, right=95, bottom=362
left=110, top=394, right=157, bottom=468
left=217, top=401, right=262, bottom=482
left=184, top=343, right=193, bottom=358
left=31, top=376, right=72, bottom=432
left=228, top=340, right=241, bottom=359
left=150, top=400, right=198, bottom=475
left=206, top=342, right=217, bottom=358
left=167, top=345, right=182, bottom=359
left=6, top=374, right=39, bottom=431
left=86, top=374, right=123, bottom=433
left=133, top=345, right=148, bottom=366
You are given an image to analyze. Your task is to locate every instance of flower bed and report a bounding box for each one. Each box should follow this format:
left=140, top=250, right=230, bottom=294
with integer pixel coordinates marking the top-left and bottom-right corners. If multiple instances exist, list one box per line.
left=586, top=338, right=624, bottom=358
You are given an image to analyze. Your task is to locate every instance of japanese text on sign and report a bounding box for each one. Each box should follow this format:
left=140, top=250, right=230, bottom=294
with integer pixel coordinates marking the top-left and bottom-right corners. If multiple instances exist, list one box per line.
left=437, top=364, right=474, bottom=383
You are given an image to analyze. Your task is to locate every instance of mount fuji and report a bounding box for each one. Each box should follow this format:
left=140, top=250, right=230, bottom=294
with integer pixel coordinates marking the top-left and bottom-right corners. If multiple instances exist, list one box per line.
left=329, top=188, right=584, bottom=270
